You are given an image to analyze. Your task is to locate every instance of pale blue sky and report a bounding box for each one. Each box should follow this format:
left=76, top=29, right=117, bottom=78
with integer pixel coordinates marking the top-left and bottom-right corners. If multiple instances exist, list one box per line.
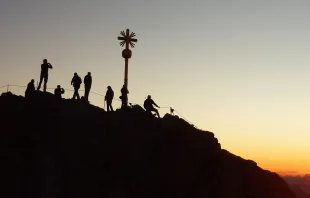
left=1, top=0, right=310, bottom=174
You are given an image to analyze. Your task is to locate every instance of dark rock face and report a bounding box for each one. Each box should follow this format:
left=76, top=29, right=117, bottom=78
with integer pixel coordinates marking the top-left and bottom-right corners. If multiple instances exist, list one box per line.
left=1, top=92, right=296, bottom=198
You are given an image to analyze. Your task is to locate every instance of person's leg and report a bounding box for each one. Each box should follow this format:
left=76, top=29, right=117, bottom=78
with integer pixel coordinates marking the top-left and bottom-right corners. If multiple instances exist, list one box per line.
left=121, top=96, right=126, bottom=108
left=72, top=87, right=77, bottom=99
left=124, top=95, right=128, bottom=107
left=108, top=101, right=113, bottom=112
left=37, top=74, right=43, bottom=90
left=76, top=88, right=80, bottom=99
left=84, top=86, right=89, bottom=100
left=146, top=108, right=152, bottom=116
left=110, top=101, right=114, bottom=111
left=107, top=101, right=110, bottom=112
left=43, top=76, right=48, bottom=92
left=87, top=86, right=91, bottom=100
left=153, top=108, right=160, bottom=118
left=156, top=109, right=160, bottom=118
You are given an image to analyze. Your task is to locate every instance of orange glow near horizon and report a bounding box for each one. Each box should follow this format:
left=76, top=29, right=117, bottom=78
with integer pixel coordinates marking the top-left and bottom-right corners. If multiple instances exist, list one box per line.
left=1, top=0, right=310, bottom=176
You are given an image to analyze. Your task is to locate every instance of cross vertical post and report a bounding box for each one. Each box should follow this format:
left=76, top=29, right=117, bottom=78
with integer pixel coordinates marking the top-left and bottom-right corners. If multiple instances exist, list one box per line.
left=117, top=28, right=138, bottom=107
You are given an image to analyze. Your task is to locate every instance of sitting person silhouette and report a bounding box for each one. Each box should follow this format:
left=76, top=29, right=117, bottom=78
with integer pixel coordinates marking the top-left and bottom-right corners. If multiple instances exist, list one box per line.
left=143, top=95, right=160, bottom=118
left=25, top=79, right=35, bottom=97
left=54, top=85, right=65, bottom=99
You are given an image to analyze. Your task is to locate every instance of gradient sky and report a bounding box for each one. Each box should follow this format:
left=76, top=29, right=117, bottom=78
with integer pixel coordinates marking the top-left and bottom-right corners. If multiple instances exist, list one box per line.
left=0, top=0, right=309, bottom=175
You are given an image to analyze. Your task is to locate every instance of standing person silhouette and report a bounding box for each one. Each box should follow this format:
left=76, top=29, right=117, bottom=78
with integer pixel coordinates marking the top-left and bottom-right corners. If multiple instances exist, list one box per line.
left=105, top=86, right=114, bottom=112
left=37, top=59, right=53, bottom=92
left=71, top=73, right=82, bottom=99
left=120, top=85, right=129, bottom=108
left=84, top=72, right=92, bottom=101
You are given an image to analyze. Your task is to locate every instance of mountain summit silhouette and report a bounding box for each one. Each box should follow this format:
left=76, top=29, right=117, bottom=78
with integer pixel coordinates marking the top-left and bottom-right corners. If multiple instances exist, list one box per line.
left=1, top=91, right=296, bottom=198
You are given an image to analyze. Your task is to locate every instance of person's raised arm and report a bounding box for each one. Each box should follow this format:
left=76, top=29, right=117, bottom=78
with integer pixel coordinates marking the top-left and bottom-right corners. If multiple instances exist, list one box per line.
left=153, top=100, right=160, bottom=108
left=48, top=63, right=53, bottom=69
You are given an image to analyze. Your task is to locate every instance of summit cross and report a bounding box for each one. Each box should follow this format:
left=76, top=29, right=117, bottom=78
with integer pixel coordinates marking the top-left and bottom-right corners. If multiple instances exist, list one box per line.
left=117, top=29, right=138, bottom=89
left=117, top=28, right=138, bottom=107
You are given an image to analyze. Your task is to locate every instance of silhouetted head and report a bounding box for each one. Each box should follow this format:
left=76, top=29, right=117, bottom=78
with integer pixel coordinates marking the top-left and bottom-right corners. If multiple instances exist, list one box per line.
left=88, top=72, right=91, bottom=76
left=57, top=85, right=60, bottom=88
left=43, top=59, right=47, bottom=64
left=74, top=72, right=77, bottom=76
left=31, top=79, right=34, bottom=83
left=107, top=86, right=111, bottom=90
left=147, top=95, right=151, bottom=99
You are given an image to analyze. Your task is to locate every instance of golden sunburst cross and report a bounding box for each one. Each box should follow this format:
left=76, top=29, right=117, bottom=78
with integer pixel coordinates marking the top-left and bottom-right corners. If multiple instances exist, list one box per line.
left=117, top=29, right=138, bottom=107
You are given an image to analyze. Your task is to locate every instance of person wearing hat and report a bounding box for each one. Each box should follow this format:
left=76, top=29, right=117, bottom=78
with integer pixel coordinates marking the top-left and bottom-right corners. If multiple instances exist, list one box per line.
left=105, top=86, right=114, bottom=112
left=84, top=72, right=92, bottom=101
left=143, top=95, right=160, bottom=118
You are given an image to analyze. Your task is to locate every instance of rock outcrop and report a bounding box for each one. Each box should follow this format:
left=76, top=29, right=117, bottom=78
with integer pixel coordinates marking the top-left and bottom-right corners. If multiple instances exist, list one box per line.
left=0, top=91, right=296, bottom=198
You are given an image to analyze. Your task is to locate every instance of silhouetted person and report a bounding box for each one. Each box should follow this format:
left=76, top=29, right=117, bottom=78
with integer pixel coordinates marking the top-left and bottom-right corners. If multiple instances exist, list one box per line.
left=170, top=107, right=175, bottom=115
left=54, top=85, right=65, bottom=99
left=143, top=95, right=160, bottom=118
left=120, top=85, right=129, bottom=108
left=25, top=79, right=35, bottom=97
left=105, top=86, right=114, bottom=112
left=84, top=72, right=92, bottom=101
left=37, top=59, right=53, bottom=92
left=71, top=72, right=82, bottom=99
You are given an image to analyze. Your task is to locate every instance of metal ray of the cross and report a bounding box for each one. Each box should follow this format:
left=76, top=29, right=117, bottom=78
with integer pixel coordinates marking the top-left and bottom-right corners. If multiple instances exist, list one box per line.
left=117, top=28, right=138, bottom=108
left=118, top=29, right=138, bottom=49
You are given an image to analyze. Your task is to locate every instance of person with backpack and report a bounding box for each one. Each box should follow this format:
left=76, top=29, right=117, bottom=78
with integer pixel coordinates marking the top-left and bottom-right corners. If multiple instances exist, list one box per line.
left=105, top=86, right=114, bottom=112
left=143, top=95, right=160, bottom=118
left=37, top=59, right=53, bottom=92
left=71, top=72, right=82, bottom=99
